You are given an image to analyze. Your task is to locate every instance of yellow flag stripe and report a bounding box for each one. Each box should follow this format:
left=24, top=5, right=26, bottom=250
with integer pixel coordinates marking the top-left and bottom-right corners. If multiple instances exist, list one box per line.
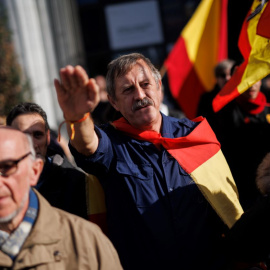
left=86, top=174, right=106, bottom=215
left=238, top=1, right=270, bottom=94
left=182, top=0, right=220, bottom=90
left=191, top=150, right=243, bottom=228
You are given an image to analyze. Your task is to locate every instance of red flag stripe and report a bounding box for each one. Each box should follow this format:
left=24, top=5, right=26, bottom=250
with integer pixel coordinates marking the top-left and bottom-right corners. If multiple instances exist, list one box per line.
left=218, top=0, right=228, bottom=60
left=165, top=37, right=208, bottom=119
left=257, top=1, right=270, bottom=38
left=238, top=9, right=252, bottom=60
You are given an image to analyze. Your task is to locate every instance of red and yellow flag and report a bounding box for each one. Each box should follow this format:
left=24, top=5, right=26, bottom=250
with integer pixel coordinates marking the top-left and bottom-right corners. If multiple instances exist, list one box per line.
left=164, top=0, right=228, bottom=119
left=212, top=0, right=270, bottom=112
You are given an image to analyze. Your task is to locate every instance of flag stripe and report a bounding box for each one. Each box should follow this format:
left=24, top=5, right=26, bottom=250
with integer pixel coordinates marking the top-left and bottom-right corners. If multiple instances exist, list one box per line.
left=182, top=0, right=214, bottom=62
left=168, top=118, right=220, bottom=174
left=238, top=10, right=252, bottom=60
left=165, top=37, right=193, bottom=98
left=213, top=0, right=270, bottom=112
left=175, top=69, right=205, bottom=119
left=164, top=0, right=228, bottom=119
left=257, top=0, right=270, bottom=38
left=192, top=0, right=223, bottom=90
left=191, top=150, right=243, bottom=228
left=86, top=174, right=106, bottom=214
left=218, top=0, right=228, bottom=60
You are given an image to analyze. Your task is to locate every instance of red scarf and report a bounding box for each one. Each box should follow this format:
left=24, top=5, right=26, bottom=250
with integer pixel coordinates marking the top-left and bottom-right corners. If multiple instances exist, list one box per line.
left=111, top=116, right=220, bottom=174
left=236, top=91, right=268, bottom=115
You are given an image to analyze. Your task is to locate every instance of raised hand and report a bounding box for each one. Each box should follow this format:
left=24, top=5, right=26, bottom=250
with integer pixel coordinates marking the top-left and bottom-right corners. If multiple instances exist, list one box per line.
left=54, top=65, right=100, bottom=121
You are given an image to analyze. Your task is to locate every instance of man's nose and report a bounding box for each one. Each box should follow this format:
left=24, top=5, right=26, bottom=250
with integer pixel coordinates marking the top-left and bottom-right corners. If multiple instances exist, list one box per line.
left=134, top=86, right=145, bottom=100
left=34, top=143, right=39, bottom=152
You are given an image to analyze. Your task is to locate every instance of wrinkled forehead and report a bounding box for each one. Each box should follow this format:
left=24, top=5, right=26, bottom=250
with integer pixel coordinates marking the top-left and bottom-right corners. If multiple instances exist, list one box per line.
left=115, top=59, right=150, bottom=77
left=116, top=61, right=152, bottom=83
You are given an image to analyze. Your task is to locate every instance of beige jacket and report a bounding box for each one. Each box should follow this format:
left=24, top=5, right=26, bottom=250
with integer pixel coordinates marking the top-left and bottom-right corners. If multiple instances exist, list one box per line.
left=0, top=190, right=123, bottom=270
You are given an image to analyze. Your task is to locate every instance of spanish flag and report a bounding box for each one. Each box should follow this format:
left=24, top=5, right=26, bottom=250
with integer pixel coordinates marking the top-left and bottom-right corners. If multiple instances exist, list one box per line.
left=212, top=0, right=270, bottom=112
left=163, top=0, right=228, bottom=119
left=112, top=117, right=243, bottom=228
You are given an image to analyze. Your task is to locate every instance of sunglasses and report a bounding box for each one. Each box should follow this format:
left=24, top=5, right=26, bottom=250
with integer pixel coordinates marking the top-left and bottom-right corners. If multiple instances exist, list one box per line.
left=0, top=152, right=32, bottom=177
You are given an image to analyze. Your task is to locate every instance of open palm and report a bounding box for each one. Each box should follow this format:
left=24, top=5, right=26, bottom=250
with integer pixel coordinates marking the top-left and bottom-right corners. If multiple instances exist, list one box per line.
left=54, top=65, right=100, bottom=121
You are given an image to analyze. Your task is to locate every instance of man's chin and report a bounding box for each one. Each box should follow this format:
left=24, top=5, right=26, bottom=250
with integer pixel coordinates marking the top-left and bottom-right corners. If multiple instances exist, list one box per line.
left=133, top=116, right=158, bottom=129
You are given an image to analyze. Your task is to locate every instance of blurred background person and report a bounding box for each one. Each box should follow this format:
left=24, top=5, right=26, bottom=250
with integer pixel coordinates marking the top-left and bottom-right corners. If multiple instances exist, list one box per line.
left=197, top=59, right=236, bottom=119
left=6, top=102, right=89, bottom=219
left=261, top=74, right=270, bottom=102
left=160, top=85, right=185, bottom=119
left=91, top=75, right=120, bottom=125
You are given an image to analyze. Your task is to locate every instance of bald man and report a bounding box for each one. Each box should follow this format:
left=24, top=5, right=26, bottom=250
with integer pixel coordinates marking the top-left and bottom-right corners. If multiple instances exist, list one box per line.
left=0, top=127, right=122, bottom=269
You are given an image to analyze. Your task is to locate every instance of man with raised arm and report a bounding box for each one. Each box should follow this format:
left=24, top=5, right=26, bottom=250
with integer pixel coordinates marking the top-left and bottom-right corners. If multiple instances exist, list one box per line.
left=54, top=53, right=243, bottom=270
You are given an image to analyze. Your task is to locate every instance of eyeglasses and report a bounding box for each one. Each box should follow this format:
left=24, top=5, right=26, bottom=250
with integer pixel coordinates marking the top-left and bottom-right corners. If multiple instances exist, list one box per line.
left=0, top=152, right=32, bottom=177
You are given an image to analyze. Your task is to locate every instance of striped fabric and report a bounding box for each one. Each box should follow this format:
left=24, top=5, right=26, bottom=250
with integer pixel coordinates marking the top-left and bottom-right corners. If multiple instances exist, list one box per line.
left=0, top=189, right=38, bottom=259
left=164, top=0, right=228, bottom=119
left=213, top=0, right=270, bottom=112
left=86, top=174, right=107, bottom=234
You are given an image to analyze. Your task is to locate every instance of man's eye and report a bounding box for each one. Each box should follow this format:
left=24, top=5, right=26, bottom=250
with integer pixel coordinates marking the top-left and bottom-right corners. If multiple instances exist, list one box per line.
left=0, top=163, right=15, bottom=173
left=33, top=132, right=44, bottom=138
left=124, top=87, right=132, bottom=92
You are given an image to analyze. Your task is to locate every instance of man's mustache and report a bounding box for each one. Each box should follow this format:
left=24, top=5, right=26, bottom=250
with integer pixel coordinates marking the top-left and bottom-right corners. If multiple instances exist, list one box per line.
left=132, top=98, right=154, bottom=112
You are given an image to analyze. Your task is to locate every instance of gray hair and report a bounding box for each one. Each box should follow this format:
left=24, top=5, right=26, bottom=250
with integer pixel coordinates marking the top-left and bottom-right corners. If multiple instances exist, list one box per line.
left=106, top=53, right=161, bottom=99
left=214, top=59, right=235, bottom=78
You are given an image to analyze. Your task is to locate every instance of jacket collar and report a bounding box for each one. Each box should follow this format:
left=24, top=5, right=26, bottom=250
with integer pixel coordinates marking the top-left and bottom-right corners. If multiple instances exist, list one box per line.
left=23, top=189, right=62, bottom=247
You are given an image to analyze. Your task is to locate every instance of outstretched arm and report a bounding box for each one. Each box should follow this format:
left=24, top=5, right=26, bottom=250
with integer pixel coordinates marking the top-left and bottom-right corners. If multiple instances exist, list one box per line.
left=54, top=65, right=99, bottom=156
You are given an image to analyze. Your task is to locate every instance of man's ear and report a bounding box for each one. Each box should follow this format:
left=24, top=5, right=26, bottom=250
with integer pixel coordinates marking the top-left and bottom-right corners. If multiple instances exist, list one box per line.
left=158, top=79, right=162, bottom=90
left=29, top=158, right=44, bottom=186
left=108, top=95, right=120, bottom=111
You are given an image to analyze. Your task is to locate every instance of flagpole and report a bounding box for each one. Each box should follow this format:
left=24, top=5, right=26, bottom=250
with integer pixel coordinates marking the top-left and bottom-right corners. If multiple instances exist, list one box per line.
left=159, top=65, right=167, bottom=79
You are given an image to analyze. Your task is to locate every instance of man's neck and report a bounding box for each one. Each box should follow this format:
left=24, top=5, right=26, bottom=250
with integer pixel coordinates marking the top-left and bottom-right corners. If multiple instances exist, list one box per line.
left=133, top=116, right=162, bottom=134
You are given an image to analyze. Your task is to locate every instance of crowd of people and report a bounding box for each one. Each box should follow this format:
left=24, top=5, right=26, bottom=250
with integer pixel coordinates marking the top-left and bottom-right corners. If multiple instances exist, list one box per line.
left=1, top=52, right=270, bottom=270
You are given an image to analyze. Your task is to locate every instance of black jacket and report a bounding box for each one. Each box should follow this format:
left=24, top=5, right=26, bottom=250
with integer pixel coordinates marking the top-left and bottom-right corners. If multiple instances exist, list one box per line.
left=36, top=154, right=88, bottom=220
